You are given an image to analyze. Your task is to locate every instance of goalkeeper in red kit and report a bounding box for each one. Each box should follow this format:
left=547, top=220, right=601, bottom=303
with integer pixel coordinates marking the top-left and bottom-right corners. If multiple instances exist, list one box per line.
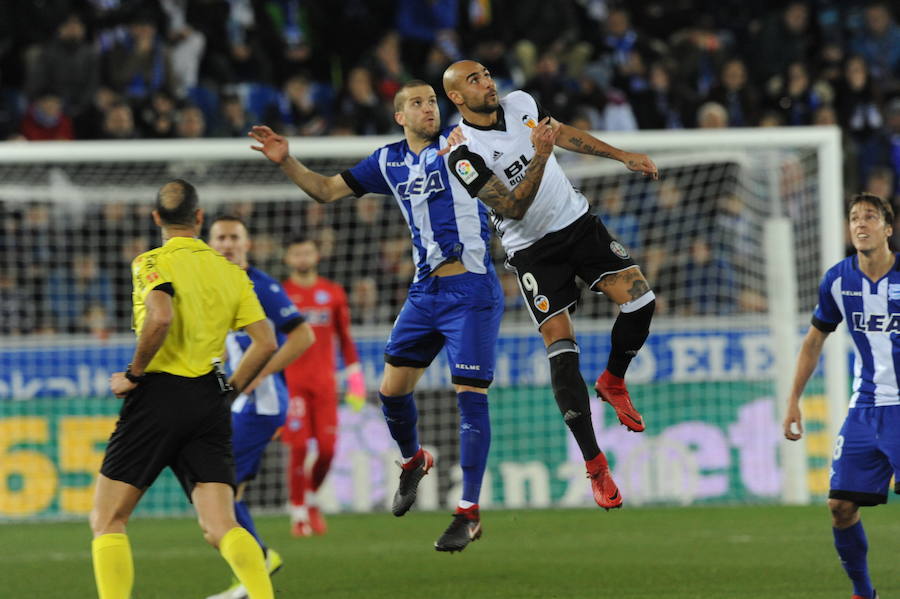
left=281, top=236, right=365, bottom=536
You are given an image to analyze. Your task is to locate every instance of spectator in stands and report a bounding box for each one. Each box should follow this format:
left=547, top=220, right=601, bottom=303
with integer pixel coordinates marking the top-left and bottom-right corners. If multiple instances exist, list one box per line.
left=365, top=31, right=409, bottom=105
left=20, top=92, right=74, bottom=141
left=591, top=6, right=652, bottom=86
left=706, top=58, right=759, bottom=127
left=670, top=19, right=727, bottom=111
left=837, top=54, right=885, bottom=186
left=524, top=53, right=579, bottom=122
left=628, top=61, right=686, bottom=129
left=101, top=101, right=137, bottom=139
left=158, top=0, right=206, bottom=97
left=349, top=276, right=390, bottom=326
left=753, top=2, right=816, bottom=85
left=0, top=267, right=36, bottom=335
left=266, top=74, right=327, bottom=136
left=175, top=103, right=206, bottom=138
left=258, top=0, right=315, bottom=83
left=883, top=98, right=900, bottom=188
left=104, top=11, right=172, bottom=100
left=597, top=185, right=641, bottom=253
left=44, top=252, right=115, bottom=333
left=767, top=61, right=826, bottom=126
left=213, top=93, right=252, bottom=137
left=335, top=67, right=392, bottom=136
left=137, top=89, right=177, bottom=138
left=395, top=0, right=459, bottom=75
left=850, top=1, right=900, bottom=93
left=697, top=101, right=728, bottom=129
left=680, top=236, right=738, bottom=315
left=813, top=105, right=839, bottom=126
left=25, top=13, right=99, bottom=125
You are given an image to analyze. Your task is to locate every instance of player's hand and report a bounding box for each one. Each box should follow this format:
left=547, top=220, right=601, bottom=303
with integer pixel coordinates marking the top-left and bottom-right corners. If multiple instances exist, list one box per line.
left=530, top=117, right=559, bottom=157
left=344, top=365, right=366, bottom=411
left=249, top=125, right=290, bottom=165
left=109, top=372, right=136, bottom=398
left=437, top=125, right=467, bottom=156
left=783, top=402, right=803, bottom=441
left=621, top=152, right=659, bottom=180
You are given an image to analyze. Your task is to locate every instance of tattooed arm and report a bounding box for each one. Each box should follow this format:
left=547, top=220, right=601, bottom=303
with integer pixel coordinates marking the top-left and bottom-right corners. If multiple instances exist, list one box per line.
left=475, top=118, right=558, bottom=219
left=554, top=122, right=659, bottom=180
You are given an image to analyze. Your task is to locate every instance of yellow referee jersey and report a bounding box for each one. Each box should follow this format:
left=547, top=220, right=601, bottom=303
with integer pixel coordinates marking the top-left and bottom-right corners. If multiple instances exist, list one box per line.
left=131, top=236, right=266, bottom=377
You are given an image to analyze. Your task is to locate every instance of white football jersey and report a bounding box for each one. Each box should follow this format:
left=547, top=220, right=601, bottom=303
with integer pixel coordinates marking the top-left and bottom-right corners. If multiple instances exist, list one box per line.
left=450, top=90, right=588, bottom=256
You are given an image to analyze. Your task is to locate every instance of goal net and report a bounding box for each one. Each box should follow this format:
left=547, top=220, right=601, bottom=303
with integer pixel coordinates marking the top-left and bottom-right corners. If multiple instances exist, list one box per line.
left=0, top=127, right=845, bottom=520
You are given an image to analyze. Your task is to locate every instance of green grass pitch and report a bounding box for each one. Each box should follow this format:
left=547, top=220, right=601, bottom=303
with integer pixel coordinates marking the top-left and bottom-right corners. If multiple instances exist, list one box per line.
left=3, top=504, right=898, bottom=598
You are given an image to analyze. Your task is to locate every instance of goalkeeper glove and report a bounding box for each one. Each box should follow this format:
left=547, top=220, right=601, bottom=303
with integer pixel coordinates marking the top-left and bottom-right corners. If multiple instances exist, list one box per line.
left=344, top=364, right=366, bottom=411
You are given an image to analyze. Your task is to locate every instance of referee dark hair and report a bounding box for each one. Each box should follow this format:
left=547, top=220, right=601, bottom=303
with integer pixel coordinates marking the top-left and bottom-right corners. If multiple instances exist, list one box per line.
left=89, top=179, right=278, bottom=599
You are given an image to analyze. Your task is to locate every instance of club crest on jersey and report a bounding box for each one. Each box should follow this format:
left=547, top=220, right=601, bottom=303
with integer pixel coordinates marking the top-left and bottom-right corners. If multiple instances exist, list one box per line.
left=610, top=241, right=629, bottom=259
left=422, top=147, right=438, bottom=165
left=521, top=114, right=537, bottom=128
left=455, top=159, right=478, bottom=184
left=534, top=294, right=550, bottom=313
left=315, top=290, right=331, bottom=304
left=889, top=284, right=900, bottom=300
left=851, top=312, right=900, bottom=333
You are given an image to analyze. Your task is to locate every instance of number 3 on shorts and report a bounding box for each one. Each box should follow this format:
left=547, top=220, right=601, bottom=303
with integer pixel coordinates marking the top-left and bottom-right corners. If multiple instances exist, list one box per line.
left=833, top=435, right=844, bottom=460
left=521, top=272, right=538, bottom=295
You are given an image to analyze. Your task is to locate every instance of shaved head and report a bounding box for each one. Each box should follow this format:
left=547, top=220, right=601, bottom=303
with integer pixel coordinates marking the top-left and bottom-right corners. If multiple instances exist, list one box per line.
left=442, top=60, right=499, bottom=115
left=442, top=60, right=482, bottom=95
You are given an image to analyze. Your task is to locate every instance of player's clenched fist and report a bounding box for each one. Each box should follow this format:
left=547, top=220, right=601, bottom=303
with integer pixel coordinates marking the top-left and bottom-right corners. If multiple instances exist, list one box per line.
left=622, top=151, right=659, bottom=180
left=249, top=125, right=290, bottom=165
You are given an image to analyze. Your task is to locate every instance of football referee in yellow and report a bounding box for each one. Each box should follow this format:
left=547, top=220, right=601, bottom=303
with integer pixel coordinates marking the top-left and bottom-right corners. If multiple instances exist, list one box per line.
left=89, top=179, right=278, bottom=599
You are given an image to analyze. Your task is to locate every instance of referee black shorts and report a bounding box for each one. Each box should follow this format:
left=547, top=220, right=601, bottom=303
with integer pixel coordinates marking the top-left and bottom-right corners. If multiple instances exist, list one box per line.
left=100, top=370, right=236, bottom=500
left=507, top=211, right=637, bottom=328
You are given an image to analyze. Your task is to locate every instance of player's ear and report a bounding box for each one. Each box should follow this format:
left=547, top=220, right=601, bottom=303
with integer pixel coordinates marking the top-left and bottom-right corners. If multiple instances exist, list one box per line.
left=395, top=111, right=405, bottom=127
left=151, top=209, right=162, bottom=227
left=446, top=90, right=462, bottom=106
left=195, top=208, right=204, bottom=231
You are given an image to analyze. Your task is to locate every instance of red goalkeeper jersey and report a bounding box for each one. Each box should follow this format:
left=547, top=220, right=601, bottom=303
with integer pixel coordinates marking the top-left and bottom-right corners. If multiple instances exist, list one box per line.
left=282, top=276, right=360, bottom=392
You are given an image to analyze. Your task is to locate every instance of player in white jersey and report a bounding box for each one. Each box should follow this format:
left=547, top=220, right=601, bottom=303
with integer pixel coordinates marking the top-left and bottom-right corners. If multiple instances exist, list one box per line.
left=783, top=194, right=897, bottom=599
left=442, top=60, right=659, bottom=510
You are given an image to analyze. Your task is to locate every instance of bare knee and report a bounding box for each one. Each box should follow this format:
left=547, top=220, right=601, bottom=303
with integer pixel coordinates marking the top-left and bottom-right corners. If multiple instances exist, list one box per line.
left=828, top=499, right=860, bottom=528
left=197, top=514, right=239, bottom=548
left=89, top=506, right=130, bottom=537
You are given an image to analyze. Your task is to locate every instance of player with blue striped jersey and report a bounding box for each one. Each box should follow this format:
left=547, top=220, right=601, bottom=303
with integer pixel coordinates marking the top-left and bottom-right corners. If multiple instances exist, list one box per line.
left=207, top=215, right=315, bottom=599
left=248, top=79, right=503, bottom=553
left=783, top=194, right=896, bottom=599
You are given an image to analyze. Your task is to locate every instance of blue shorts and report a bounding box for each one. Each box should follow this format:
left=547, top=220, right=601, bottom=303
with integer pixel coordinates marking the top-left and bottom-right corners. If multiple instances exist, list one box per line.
left=231, top=412, right=285, bottom=484
left=384, top=271, right=503, bottom=388
left=829, top=405, right=900, bottom=506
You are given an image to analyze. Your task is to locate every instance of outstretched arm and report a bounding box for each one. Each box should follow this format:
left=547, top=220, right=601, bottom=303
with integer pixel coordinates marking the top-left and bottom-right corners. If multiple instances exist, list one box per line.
left=783, top=326, right=830, bottom=441
left=473, top=118, right=558, bottom=220
left=554, top=121, right=658, bottom=180
left=249, top=125, right=353, bottom=203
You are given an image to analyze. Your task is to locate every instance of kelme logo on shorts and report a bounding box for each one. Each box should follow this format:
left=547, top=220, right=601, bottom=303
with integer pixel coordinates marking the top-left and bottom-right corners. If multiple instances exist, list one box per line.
left=610, top=241, right=629, bottom=259
left=534, top=294, right=550, bottom=313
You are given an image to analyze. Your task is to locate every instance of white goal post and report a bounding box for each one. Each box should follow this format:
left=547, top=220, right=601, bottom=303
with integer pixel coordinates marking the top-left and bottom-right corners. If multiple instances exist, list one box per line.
left=0, top=126, right=845, bottom=518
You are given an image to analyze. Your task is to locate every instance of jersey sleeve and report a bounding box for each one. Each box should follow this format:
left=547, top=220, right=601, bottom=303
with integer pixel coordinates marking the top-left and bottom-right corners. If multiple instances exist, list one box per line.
left=811, top=271, right=842, bottom=332
left=340, top=148, right=392, bottom=197
left=233, top=273, right=268, bottom=330
left=509, top=90, right=551, bottom=121
left=132, top=252, right=173, bottom=302
left=333, top=284, right=360, bottom=366
left=257, top=276, right=306, bottom=334
left=447, top=144, right=494, bottom=198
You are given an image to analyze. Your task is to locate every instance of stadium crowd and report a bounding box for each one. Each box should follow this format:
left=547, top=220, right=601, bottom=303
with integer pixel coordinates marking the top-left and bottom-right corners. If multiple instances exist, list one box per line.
left=0, top=0, right=899, bottom=335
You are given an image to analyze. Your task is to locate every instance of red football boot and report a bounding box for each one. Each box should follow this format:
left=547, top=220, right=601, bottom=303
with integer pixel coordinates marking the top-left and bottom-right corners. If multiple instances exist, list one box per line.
left=586, top=451, right=622, bottom=510
left=595, top=371, right=645, bottom=432
left=307, top=506, right=328, bottom=536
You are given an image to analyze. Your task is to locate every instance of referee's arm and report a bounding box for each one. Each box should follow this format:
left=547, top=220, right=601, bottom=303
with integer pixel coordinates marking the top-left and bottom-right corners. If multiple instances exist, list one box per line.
left=130, top=289, right=175, bottom=376
left=227, top=318, right=277, bottom=395
left=110, top=289, right=174, bottom=398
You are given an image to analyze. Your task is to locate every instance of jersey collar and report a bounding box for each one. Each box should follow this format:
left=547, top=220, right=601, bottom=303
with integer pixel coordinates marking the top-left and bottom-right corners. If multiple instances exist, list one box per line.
left=463, top=104, right=506, bottom=132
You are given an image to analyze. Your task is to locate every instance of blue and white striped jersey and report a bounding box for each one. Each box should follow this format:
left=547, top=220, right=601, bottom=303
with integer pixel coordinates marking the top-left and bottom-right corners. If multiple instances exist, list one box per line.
left=341, top=127, right=493, bottom=283
left=226, top=266, right=305, bottom=416
left=813, top=254, right=900, bottom=408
